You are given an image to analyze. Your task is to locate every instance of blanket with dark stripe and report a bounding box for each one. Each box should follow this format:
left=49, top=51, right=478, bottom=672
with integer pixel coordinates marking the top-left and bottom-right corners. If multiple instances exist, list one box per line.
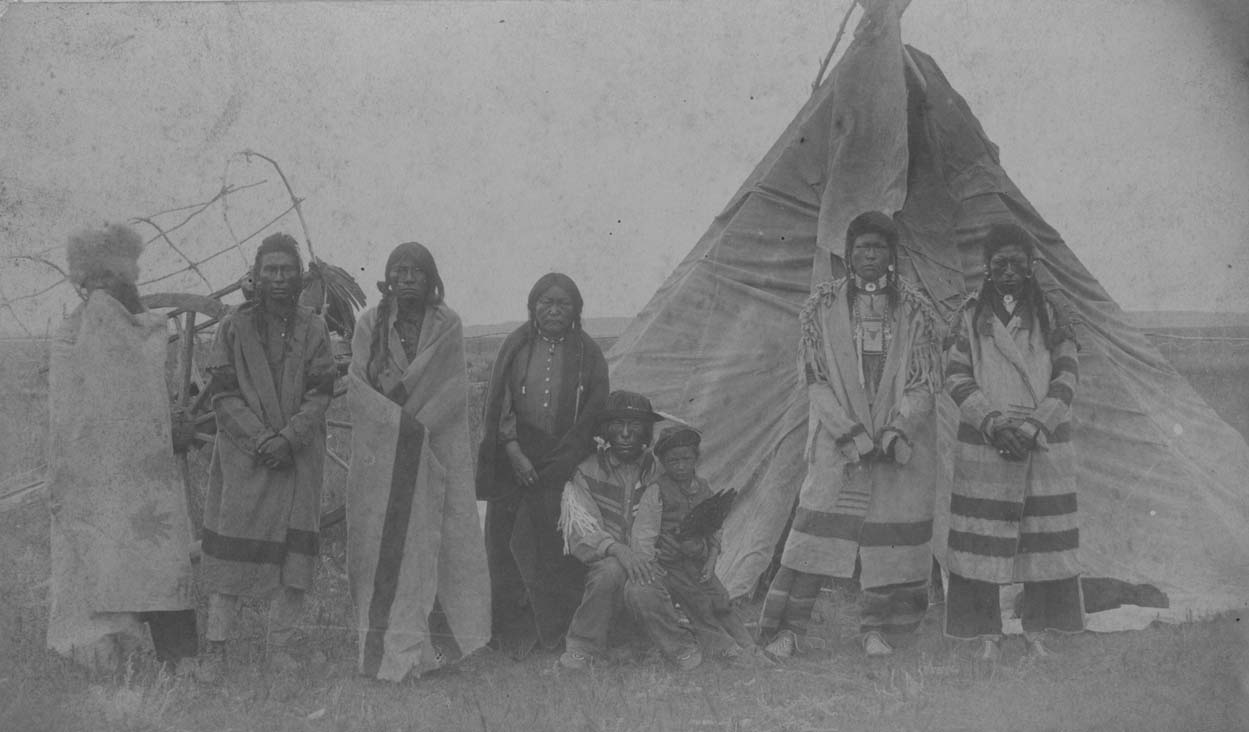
left=346, top=304, right=489, bottom=681
left=781, top=277, right=941, bottom=589
left=945, top=299, right=1080, bottom=584
left=201, top=305, right=333, bottom=597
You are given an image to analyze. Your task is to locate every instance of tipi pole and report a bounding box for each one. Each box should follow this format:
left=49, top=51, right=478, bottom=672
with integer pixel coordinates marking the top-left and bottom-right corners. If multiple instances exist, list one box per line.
left=812, top=0, right=919, bottom=95
left=811, top=1, right=860, bottom=94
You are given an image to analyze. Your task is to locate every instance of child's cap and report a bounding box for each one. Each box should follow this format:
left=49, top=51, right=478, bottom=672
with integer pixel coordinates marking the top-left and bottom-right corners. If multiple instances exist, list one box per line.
left=654, top=425, right=701, bottom=456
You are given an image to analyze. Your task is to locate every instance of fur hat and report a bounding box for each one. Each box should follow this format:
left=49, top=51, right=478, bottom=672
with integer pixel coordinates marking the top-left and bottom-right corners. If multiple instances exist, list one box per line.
left=66, top=223, right=144, bottom=286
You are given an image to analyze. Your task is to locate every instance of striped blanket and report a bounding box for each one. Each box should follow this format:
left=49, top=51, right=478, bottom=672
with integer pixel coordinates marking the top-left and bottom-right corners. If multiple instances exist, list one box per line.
left=945, top=298, right=1080, bottom=583
left=781, top=277, right=941, bottom=589
left=201, top=305, right=333, bottom=598
left=346, top=304, right=489, bottom=681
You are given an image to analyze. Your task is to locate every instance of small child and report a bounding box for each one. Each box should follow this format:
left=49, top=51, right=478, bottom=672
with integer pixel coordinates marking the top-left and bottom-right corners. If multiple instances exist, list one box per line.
left=651, top=426, right=766, bottom=662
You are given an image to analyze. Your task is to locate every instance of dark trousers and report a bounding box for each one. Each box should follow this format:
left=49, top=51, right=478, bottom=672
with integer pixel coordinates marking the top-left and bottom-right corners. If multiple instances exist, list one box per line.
left=565, top=559, right=697, bottom=660
left=945, top=572, right=1084, bottom=639
left=140, top=610, right=198, bottom=663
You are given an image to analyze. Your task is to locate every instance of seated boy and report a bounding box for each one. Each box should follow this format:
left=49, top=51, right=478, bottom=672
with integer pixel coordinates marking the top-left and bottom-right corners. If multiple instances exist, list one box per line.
left=651, top=426, right=766, bottom=662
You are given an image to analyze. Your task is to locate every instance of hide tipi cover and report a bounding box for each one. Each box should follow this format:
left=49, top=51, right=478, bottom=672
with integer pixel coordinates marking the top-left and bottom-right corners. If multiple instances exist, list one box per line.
left=606, top=0, right=1249, bottom=629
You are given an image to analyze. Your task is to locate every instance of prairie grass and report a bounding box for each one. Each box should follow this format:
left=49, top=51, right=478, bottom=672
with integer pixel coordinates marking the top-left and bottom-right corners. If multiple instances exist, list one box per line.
left=3, top=497, right=1246, bottom=732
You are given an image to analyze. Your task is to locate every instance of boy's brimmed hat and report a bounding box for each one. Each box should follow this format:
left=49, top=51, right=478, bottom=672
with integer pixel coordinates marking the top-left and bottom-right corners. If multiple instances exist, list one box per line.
left=596, top=390, right=663, bottom=424
left=653, top=426, right=701, bottom=455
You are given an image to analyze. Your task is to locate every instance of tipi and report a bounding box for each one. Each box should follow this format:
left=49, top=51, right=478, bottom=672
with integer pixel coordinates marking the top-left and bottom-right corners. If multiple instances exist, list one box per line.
left=606, top=0, right=1249, bottom=629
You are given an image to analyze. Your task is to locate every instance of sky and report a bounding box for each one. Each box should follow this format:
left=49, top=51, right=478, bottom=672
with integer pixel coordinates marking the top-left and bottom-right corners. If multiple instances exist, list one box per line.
left=0, top=0, right=1246, bottom=334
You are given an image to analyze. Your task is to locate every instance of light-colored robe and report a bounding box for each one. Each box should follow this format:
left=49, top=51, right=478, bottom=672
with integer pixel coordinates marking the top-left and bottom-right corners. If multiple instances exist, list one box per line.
left=46, top=291, right=194, bottom=667
left=347, top=302, right=489, bottom=681
left=780, top=277, right=942, bottom=589
left=945, top=297, right=1081, bottom=583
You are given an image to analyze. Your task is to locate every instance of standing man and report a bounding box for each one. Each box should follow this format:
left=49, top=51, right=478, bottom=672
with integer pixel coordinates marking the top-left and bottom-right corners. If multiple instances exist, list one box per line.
left=347, top=242, right=490, bottom=681
left=46, top=224, right=198, bottom=673
left=200, top=232, right=335, bottom=671
left=943, top=222, right=1083, bottom=660
left=477, top=273, right=609, bottom=658
left=558, top=391, right=702, bottom=671
left=760, top=211, right=943, bottom=658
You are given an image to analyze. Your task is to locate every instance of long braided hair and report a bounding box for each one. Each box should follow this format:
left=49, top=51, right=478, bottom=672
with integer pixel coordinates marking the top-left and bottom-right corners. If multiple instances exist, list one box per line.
left=365, top=241, right=444, bottom=390
left=971, top=222, right=1067, bottom=347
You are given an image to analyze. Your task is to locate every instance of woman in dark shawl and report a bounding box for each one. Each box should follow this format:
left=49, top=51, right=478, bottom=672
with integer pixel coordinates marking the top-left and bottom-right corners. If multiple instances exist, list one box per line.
left=476, top=273, right=609, bottom=657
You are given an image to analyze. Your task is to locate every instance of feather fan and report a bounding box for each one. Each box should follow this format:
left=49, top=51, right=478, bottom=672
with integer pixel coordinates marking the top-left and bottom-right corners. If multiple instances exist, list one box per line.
left=300, top=258, right=367, bottom=338
left=676, top=489, right=738, bottom=540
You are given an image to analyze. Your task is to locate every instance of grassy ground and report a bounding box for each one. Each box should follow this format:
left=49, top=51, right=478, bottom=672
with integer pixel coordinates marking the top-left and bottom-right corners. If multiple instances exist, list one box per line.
left=3, top=483, right=1247, bottom=732
left=2, top=332, right=1248, bottom=731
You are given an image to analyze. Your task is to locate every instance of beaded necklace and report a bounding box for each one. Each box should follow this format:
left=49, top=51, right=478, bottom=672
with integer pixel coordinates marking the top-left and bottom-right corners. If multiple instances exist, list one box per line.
left=851, top=287, right=893, bottom=356
left=850, top=279, right=893, bottom=394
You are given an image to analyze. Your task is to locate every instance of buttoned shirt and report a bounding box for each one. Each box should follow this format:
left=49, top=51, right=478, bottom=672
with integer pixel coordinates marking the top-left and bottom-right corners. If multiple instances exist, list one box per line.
left=498, top=335, right=567, bottom=442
